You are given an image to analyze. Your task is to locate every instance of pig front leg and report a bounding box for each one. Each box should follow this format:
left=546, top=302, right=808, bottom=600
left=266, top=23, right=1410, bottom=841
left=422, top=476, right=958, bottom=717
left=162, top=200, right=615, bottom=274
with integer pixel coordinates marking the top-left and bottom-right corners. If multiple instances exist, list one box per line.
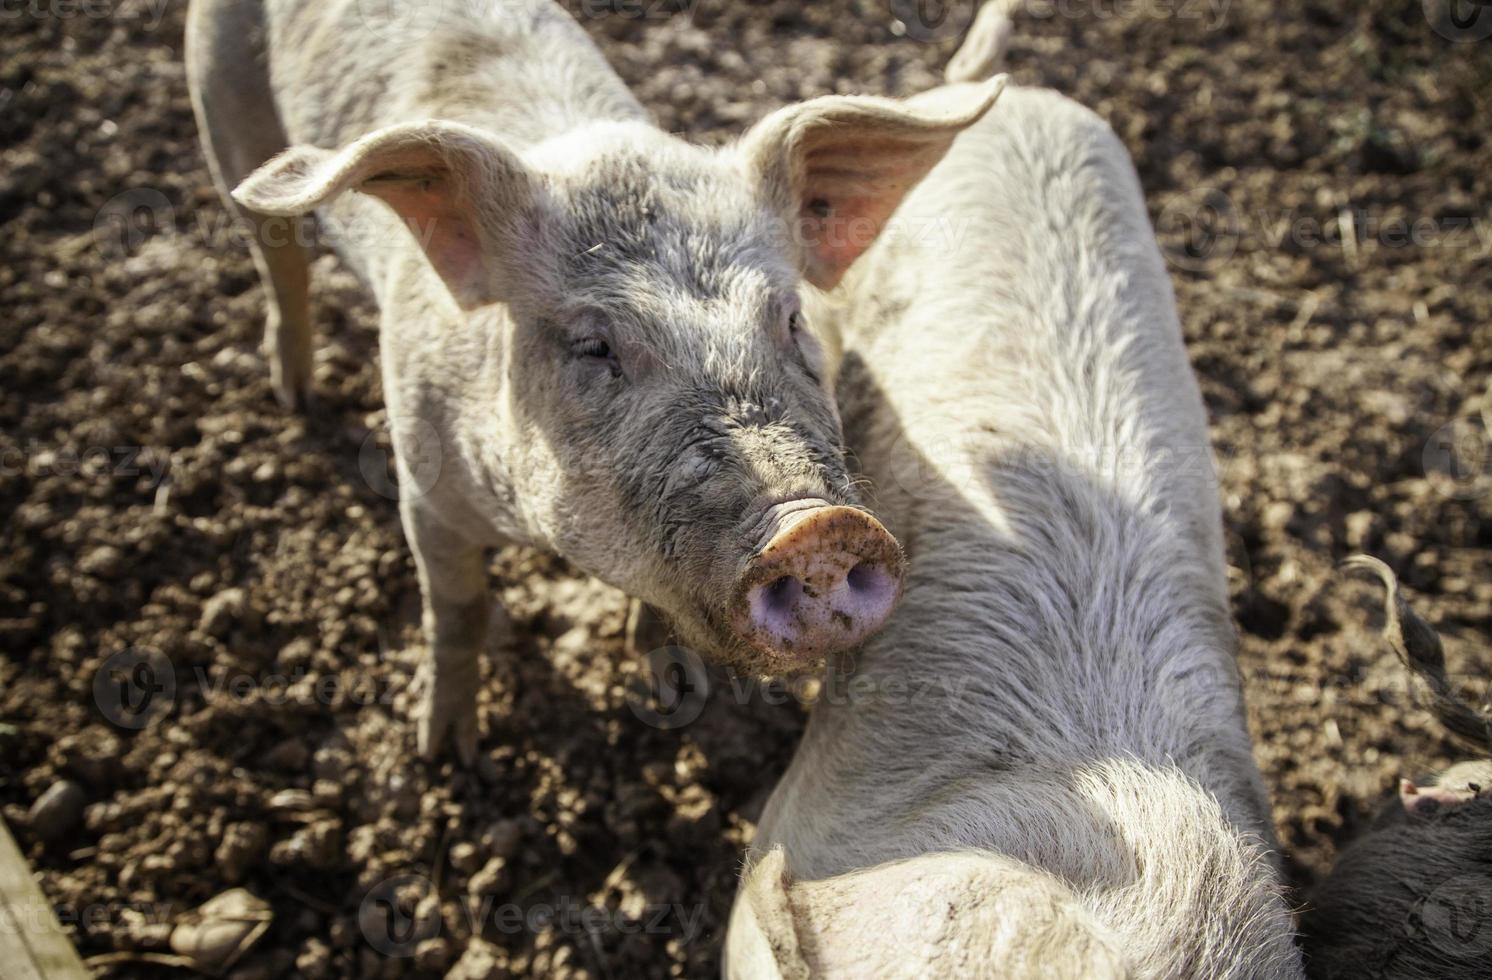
left=402, top=501, right=493, bottom=764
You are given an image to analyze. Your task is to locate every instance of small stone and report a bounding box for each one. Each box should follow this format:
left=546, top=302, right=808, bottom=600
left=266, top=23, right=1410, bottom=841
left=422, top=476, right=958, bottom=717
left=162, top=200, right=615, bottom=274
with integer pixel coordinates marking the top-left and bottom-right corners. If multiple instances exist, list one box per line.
left=216, top=822, right=268, bottom=884
left=200, top=588, right=247, bottom=637
left=415, top=937, right=452, bottom=973
left=270, top=821, right=342, bottom=870
left=28, top=780, right=86, bottom=842
left=263, top=739, right=309, bottom=771
left=294, top=937, right=333, bottom=979
left=467, top=856, right=508, bottom=898
left=79, top=545, right=125, bottom=579
left=479, top=818, right=523, bottom=859
left=449, top=841, right=481, bottom=874
left=446, top=938, right=508, bottom=979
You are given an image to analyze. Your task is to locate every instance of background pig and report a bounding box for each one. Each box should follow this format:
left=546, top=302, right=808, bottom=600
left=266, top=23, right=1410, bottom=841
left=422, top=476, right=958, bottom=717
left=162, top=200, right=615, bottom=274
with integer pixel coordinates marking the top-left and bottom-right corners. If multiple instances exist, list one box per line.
left=1301, top=556, right=1492, bottom=980
left=184, top=0, right=1005, bottom=758
left=724, top=14, right=1302, bottom=978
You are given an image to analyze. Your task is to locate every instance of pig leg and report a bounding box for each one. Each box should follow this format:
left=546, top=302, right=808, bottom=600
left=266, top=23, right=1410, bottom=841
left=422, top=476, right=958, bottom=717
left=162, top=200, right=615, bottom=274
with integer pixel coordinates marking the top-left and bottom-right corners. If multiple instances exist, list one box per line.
left=403, top=502, right=491, bottom=764
left=185, top=0, right=314, bottom=410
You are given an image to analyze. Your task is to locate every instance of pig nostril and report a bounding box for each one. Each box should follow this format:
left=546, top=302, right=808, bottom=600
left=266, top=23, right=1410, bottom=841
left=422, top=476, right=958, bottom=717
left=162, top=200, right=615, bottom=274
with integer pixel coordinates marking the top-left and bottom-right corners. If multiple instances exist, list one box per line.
left=845, top=561, right=878, bottom=593
left=764, top=575, right=804, bottom=614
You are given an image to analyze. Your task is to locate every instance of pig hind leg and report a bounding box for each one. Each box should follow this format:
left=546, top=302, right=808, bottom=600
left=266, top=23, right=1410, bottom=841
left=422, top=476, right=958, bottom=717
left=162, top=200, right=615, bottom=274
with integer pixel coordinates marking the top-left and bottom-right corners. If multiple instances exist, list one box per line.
left=186, top=0, right=314, bottom=410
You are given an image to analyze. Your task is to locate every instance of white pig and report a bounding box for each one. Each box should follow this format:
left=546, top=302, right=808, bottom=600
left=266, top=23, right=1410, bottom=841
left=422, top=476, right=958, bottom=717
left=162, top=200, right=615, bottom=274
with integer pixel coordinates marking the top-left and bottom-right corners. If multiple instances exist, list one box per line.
left=185, top=0, right=1005, bottom=758
left=724, top=14, right=1302, bottom=977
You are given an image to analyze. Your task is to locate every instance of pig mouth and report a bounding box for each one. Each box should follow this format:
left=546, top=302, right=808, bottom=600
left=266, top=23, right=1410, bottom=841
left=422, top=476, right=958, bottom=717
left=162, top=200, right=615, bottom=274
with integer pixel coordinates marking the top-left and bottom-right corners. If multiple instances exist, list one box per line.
left=726, top=501, right=906, bottom=671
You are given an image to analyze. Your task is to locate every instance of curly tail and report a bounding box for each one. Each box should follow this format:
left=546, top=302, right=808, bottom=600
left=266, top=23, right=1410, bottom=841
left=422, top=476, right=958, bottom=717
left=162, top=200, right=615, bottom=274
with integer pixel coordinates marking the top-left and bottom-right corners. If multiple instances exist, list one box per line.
left=1343, top=554, right=1492, bottom=752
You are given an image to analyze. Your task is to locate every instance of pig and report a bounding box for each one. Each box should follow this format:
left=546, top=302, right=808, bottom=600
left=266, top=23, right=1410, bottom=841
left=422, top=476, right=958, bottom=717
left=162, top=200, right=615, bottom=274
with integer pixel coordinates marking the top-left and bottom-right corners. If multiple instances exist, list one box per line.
left=1300, top=555, right=1492, bottom=980
left=723, top=11, right=1303, bottom=977
left=184, top=0, right=1005, bottom=758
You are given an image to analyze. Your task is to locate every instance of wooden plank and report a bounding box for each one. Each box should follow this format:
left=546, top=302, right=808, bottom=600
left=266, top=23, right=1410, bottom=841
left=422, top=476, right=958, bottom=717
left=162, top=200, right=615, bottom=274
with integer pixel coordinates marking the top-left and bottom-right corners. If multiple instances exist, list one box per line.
left=0, top=816, right=90, bottom=980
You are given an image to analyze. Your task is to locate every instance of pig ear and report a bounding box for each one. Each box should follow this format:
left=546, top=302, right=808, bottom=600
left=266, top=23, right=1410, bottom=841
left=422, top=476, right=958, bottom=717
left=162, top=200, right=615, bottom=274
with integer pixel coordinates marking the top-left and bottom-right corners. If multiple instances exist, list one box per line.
left=232, top=121, right=536, bottom=310
left=740, top=75, right=1007, bottom=290
left=1400, top=778, right=1427, bottom=816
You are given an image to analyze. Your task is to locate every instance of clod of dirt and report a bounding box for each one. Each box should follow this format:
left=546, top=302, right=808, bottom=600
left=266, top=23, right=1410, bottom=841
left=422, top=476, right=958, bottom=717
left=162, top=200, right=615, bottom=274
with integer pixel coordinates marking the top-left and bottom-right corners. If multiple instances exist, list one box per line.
left=199, top=587, right=247, bottom=637
left=448, top=938, right=510, bottom=980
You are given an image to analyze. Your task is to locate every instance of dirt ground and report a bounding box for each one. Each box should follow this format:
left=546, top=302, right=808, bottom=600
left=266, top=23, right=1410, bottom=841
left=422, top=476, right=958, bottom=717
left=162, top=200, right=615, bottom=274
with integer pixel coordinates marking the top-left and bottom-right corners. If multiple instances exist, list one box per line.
left=2, top=0, right=1491, bottom=977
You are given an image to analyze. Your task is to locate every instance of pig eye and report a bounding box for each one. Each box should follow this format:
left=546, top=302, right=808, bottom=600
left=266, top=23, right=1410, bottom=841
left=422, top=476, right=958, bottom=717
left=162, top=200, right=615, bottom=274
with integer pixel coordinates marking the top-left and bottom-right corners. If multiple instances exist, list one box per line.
left=572, top=337, right=621, bottom=378
left=788, top=312, right=803, bottom=335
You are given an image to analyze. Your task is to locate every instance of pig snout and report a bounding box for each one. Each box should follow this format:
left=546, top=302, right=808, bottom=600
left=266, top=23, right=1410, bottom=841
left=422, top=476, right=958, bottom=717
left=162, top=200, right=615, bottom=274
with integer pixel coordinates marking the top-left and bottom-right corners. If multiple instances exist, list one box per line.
left=731, top=500, right=904, bottom=664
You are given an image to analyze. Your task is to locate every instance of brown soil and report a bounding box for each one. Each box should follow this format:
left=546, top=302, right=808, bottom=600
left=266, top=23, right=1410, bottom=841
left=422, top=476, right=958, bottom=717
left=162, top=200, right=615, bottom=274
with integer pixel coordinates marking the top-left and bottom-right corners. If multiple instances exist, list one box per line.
left=2, top=1, right=1490, bottom=977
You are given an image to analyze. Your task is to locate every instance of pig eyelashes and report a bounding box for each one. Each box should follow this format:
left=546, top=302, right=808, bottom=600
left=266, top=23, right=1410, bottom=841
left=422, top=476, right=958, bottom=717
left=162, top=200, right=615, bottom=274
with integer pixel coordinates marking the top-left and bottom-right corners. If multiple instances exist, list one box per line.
left=570, top=336, right=623, bottom=379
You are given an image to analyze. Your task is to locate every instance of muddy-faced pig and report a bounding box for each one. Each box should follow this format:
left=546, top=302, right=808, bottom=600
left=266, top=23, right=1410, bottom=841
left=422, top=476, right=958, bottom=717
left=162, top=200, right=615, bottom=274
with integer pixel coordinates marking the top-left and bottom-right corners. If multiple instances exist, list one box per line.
left=1302, top=556, right=1492, bottom=980
left=185, top=0, right=1002, bottom=758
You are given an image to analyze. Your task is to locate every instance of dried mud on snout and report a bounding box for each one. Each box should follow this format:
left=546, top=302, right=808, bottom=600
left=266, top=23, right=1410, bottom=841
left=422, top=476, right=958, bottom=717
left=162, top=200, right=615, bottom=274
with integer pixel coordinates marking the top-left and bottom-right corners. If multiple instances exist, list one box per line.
left=2, top=1, right=1490, bottom=978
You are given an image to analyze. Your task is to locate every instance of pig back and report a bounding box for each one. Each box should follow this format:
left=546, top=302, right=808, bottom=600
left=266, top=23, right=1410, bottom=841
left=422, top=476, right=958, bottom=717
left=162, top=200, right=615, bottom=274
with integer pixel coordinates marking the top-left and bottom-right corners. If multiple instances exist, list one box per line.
left=833, top=85, right=1228, bottom=596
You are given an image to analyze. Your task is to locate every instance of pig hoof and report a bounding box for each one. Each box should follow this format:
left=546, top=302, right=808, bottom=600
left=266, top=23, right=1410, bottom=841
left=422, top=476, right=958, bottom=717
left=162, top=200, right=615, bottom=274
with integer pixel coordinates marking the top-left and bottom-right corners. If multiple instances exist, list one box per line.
left=417, top=698, right=479, bottom=765
left=270, top=371, right=312, bottom=413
